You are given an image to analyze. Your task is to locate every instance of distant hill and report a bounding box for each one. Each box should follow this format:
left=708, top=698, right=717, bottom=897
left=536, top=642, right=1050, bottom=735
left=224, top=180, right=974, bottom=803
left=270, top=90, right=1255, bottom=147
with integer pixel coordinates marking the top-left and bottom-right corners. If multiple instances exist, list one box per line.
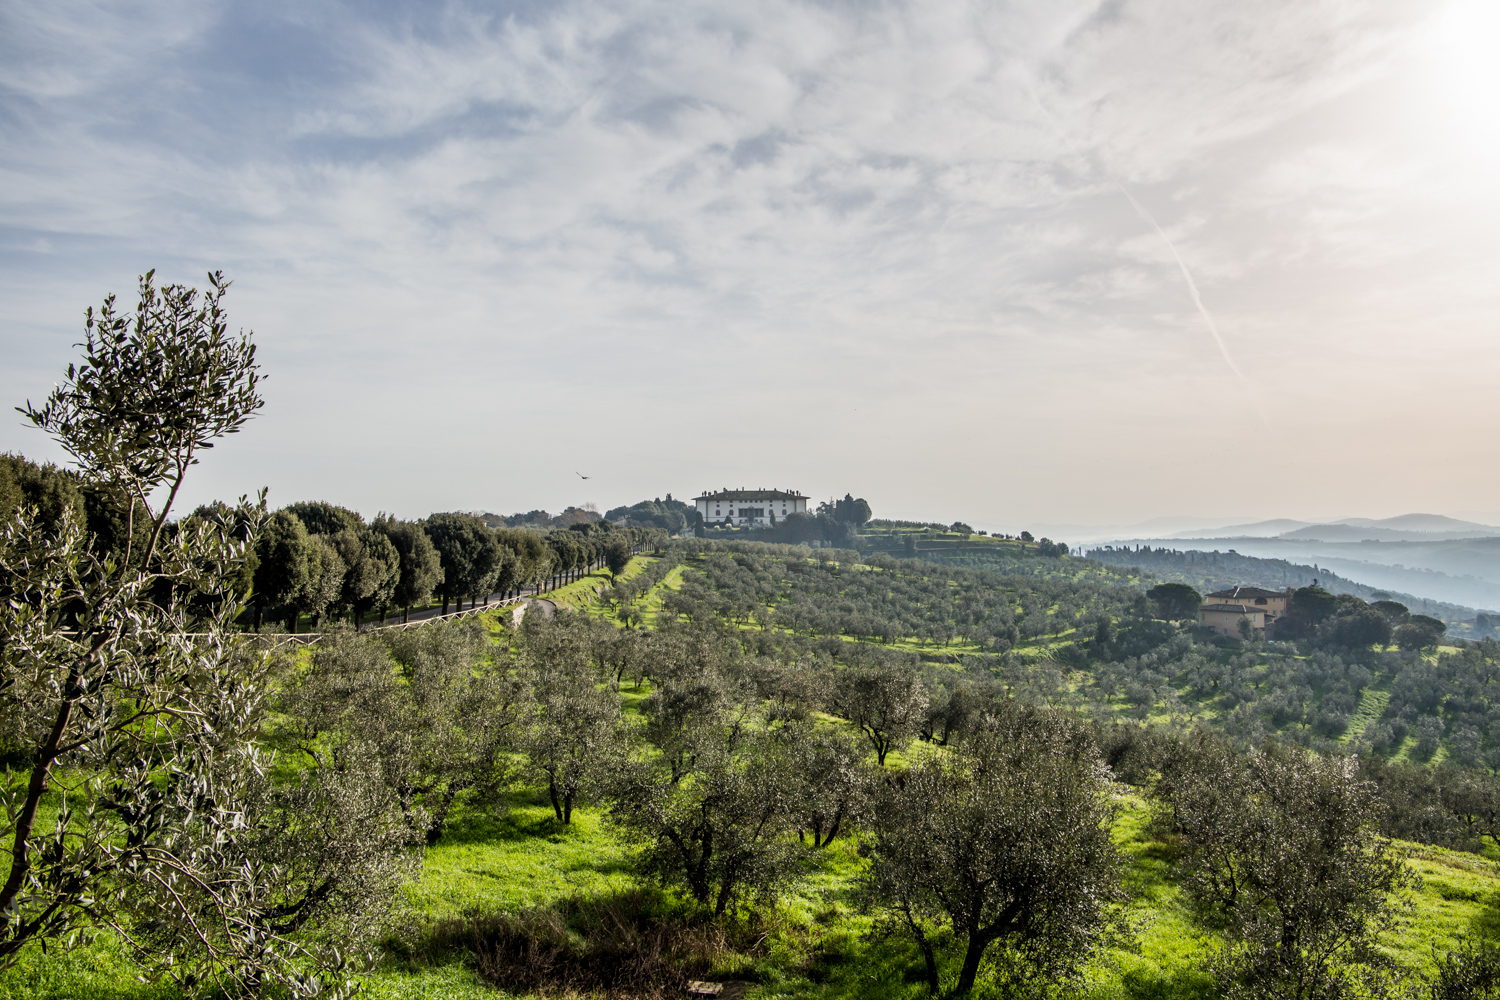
left=1170, top=518, right=1311, bottom=539
left=1279, top=522, right=1500, bottom=542
left=1344, top=513, right=1496, bottom=532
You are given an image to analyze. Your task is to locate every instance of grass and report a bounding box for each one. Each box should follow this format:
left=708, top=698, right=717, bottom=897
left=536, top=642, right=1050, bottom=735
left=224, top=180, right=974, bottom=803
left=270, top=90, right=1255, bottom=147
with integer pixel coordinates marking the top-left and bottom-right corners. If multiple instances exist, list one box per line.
left=400, top=793, right=637, bottom=922
left=7, top=771, right=1500, bottom=999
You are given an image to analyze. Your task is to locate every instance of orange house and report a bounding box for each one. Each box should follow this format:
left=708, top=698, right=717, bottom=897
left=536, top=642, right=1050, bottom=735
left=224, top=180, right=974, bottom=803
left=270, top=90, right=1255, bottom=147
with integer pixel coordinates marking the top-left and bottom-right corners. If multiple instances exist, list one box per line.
left=1205, top=586, right=1290, bottom=621
left=1199, top=603, right=1267, bottom=637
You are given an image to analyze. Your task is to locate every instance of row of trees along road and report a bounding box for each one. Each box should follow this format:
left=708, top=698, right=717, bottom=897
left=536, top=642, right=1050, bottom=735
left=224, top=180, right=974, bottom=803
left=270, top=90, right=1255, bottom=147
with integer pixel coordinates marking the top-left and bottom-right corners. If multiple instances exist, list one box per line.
left=247, top=500, right=660, bottom=630
left=2, top=456, right=665, bottom=634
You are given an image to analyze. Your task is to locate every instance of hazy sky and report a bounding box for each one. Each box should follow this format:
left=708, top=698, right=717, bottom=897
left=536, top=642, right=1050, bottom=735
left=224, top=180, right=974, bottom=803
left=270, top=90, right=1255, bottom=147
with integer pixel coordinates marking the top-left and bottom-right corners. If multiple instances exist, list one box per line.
left=3, top=0, right=1497, bottom=531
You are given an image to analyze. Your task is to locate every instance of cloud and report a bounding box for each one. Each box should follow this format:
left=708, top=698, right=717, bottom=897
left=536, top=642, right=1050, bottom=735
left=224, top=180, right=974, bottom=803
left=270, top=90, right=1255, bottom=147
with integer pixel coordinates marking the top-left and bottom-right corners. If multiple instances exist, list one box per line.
left=1, top=0, right=1493, bottom=526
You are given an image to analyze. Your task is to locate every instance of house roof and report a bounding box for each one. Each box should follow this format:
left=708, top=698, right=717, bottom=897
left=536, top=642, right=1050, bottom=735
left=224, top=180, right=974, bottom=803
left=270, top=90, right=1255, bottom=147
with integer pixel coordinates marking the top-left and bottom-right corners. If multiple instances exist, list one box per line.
left=695, top=489, right=807, bottom=501
left=1200, top=603, right=1266, bottom=615
left=1206, top=586, right=1286, bottom=600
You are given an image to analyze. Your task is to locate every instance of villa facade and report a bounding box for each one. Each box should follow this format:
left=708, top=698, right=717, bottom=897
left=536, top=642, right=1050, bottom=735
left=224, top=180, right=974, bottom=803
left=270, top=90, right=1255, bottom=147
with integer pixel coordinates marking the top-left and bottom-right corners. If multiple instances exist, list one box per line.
left=694, top=488, right=809, bottom=526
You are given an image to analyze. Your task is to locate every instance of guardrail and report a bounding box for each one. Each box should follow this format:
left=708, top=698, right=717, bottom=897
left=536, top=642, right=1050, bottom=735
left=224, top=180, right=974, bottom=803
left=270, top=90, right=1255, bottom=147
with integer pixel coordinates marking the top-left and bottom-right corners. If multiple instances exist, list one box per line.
left=243, top=593, right=532, bottom=648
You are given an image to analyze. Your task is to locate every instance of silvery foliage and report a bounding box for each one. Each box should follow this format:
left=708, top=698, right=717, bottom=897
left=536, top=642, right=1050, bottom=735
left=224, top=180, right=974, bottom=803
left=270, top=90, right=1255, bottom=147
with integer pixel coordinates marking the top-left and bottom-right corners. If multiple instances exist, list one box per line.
left=0, top=271, right=386, bottom=996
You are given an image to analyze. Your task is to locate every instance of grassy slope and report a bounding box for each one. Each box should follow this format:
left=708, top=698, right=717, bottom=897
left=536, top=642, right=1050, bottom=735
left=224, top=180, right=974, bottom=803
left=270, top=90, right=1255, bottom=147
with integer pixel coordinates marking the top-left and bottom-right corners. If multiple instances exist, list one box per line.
left=360, top=790, right=1500, bottom=1000
left=8, top=734, right=1499, bottom=999
left=9, top=562, right=1498, bottom=998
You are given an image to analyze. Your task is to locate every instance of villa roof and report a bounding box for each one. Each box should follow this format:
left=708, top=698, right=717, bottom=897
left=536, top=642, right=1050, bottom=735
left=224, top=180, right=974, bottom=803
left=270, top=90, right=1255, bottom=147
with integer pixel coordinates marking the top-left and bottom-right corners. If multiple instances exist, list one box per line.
left=695, top=489, right=807, bottom=501
left=1206, top=586, right=1286, bottom=600
left=1201, top=603, right=1266, bottom=615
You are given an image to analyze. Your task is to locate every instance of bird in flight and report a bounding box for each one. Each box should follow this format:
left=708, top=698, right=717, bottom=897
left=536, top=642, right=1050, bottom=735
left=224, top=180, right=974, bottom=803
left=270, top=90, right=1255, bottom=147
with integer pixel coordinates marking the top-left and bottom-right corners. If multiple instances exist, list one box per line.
left=576, top=471, right=591, bottom=480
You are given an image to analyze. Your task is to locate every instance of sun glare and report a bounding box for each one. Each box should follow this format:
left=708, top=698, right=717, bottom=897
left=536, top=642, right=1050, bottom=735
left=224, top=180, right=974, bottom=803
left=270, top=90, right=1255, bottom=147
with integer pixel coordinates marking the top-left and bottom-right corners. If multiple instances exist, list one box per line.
left=1424, top=0, right=1500, bottom=161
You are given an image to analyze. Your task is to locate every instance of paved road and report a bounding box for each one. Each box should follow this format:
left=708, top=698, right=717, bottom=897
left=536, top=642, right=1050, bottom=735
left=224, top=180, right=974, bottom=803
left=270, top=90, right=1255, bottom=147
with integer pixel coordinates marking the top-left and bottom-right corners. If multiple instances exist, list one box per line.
left=368, top=583, right=551, bottom=628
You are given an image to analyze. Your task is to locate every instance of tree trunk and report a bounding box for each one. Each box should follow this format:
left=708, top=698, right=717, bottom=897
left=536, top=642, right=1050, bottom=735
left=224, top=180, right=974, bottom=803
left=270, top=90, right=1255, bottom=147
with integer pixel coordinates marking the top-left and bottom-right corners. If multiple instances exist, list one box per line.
left=0, top=691, right=75, bottom=919
left=441, top=596, right=449, bottom=615
left=955, top=929, right=997, bottom=995
left=425, top=788, right=458, bottom=845
left=402, top=605, right=409, bottom=624
left=900, top=907, right=940, bottom=996
left=562, top=793, right=573, bottom=825
left=254, top=605, right=264, bottom=630
left=547, top=779, right=564, bottom=822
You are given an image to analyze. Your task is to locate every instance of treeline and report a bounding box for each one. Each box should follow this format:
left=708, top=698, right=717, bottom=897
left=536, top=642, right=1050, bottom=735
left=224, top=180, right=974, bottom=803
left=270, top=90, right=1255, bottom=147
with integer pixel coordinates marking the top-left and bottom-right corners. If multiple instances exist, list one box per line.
left=247, top=502, right=665, bottom=630
left=606, top=494, right=695, bottom=533
left=0, top=452, right=667, bottom=632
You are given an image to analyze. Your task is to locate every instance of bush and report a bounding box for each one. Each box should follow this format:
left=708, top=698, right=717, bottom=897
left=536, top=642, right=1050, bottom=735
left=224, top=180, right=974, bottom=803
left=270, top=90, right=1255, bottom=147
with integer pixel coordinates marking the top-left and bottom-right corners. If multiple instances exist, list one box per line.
left=417, top=890, right=747, bottom=999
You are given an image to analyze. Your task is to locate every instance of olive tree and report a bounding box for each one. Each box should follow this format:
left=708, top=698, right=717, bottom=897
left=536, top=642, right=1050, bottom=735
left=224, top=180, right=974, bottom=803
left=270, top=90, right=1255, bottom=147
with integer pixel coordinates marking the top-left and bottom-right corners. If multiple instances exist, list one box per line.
left=860, top=709, right=1123, bottom=996
left=0, top=271, right=368, bottom=994
left=276, top=621, right=524, bottom=844
left=611, top=703, right=808, bottom=916
left=516, top=613, right=622, bottom=824
left=1155, top=737, right=1413, bottom=999
left=782, top=723, right=873, bottom=847
left=827, top=661, right=928, bottom=765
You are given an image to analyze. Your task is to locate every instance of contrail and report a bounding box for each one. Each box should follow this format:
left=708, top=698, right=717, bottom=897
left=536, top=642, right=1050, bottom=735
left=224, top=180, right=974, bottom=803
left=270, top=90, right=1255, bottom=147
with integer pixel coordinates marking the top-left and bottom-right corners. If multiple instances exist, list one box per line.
left=1115, top=184, right=1271, bottom=429
left=1018, top=84, right=1270, bottom=428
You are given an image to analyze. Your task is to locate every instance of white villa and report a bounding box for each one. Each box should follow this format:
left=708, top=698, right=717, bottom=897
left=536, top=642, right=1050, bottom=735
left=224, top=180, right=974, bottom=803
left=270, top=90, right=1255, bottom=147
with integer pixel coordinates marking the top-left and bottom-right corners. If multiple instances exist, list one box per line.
left=694, top=488, right=809, bottom=527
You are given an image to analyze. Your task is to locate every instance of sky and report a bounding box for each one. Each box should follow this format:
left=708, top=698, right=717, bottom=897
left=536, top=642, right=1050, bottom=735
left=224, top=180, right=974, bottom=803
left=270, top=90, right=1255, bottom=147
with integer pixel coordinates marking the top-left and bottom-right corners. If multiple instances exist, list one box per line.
left=2, top=0, right=1498, bottom=533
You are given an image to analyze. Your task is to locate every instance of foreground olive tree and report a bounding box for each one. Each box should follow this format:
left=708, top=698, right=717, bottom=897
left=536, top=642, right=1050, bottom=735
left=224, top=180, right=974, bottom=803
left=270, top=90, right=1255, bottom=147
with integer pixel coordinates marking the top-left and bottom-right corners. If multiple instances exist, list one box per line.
left=0, top=271, right=369, bottom=995
left=861, top=709, right=1123, bottom=996
left=1156, top=737, right=1413, bottom=1000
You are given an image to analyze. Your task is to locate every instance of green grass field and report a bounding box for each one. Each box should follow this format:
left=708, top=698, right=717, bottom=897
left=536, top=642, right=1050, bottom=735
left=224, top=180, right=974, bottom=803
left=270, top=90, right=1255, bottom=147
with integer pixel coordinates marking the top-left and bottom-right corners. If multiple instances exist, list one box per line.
left=9, top=762, right=1498, bottom=1000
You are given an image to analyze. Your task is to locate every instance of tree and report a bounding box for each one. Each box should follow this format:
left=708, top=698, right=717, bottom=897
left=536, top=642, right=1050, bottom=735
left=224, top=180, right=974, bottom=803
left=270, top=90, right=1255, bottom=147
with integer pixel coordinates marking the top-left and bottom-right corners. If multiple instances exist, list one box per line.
left=834, top=493, right=873, bottom=525
left=293, top=532, right=346, bottom=630
left=1147, top=582, right=1203, bottom=621
left=0, top=270, right=365, bottom=993
left=1319, top=603, right=1392, bottom=649
left=1370, top=600, right=1410, bottom=625
left=827, top=662, right=928, bottom=765
left=283, top=500, right=363, bottom=537
left=612, top=706, right=808, bottom=916
left=425, top=512, right=505, bottom=613
left=605, top=537, right=633, bottom=580
left=1279, top=584, right=1340, bottom=638
left=518, top=614, right=622, bottom=824
left=861, top=710, right=1122, bottom=995
left=0, top=453, right=85, bottom=534
left=374, top=514, right=443, bottom=622
left=782, top=723, right=872, bottom=847
left=328, top=525, right=399, bottom=625
left=495, top=527, right=546, bottom=597
left=1156, top=738, right=1413, bottom=999
left=277, top=622, right=523, bottom=844
left=251, top=508, right=314, bottom=629
left=1395, top=615, right=1446, bottom=651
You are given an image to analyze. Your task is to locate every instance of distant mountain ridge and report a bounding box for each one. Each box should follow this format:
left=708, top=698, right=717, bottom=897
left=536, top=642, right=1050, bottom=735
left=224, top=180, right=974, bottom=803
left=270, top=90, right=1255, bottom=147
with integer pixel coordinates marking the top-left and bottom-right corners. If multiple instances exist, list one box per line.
left=1166, top=513, right=1500, bottom=543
